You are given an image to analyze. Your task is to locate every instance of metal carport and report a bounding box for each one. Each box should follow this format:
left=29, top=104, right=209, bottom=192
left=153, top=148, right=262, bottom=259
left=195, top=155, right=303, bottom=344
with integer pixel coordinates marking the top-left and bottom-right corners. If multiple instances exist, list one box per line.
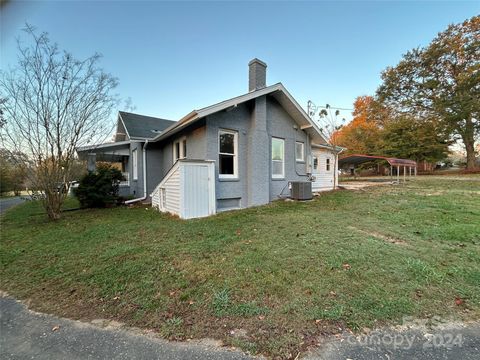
left=338, top=154, right=417, bottom=182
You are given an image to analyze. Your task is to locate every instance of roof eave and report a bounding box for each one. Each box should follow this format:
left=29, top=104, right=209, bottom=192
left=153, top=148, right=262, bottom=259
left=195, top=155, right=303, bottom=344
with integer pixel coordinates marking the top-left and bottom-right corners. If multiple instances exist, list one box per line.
left=149, top=83, right=327, bottom=145
left=76, top=140, right=132, bottom=153
left=151, top=110, right=199, bottom=142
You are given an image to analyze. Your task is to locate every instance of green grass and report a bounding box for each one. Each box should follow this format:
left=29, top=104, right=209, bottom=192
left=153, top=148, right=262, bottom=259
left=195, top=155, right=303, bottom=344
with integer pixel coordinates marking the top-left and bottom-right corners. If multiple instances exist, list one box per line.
left=1, top=176, right=479, bottom=358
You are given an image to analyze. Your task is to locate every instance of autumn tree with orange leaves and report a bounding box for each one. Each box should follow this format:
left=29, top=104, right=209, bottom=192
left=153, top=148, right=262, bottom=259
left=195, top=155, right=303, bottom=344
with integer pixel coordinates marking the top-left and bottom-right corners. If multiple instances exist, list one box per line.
left=335, top=95, right=450, bottom=163
left=333, top=96, right=381, bottom=155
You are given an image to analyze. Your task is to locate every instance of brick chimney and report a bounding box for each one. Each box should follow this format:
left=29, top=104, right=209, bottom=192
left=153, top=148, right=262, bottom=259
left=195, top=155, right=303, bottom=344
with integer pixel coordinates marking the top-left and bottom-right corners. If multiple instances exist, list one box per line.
left=248, top=58, right=267, bottom=92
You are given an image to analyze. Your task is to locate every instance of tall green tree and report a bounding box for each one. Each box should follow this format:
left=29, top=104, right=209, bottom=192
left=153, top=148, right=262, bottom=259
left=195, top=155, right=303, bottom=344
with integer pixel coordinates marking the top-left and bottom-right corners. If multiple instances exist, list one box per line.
left=379, top=117, right=450, bottom=163
left=377, top=16, right=479, bottom=169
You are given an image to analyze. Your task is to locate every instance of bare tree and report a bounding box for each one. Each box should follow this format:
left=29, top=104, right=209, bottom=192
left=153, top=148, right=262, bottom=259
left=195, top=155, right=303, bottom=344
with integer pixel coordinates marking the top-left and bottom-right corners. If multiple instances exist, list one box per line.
left=0, top=25, right=118, bottom=219
left=312, top=103, right=345, bottom=189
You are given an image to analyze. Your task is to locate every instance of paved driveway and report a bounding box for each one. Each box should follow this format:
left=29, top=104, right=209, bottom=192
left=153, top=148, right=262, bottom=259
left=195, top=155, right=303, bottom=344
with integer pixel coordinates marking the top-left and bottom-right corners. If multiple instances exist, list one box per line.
left=0, top=296, right=253, bottom=360
left=306, top=322, right=480, bottom=360
left=0, top=197, right=25, bottom=214
left=1, top=297, right=479, bottom=360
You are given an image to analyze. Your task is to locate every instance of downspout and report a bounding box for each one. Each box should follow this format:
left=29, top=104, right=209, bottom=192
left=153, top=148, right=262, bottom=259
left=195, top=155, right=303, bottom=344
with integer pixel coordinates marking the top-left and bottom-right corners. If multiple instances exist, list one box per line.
left=293, top=126, right=309, bottom=177
left=125, top=140, right=149, bottom=204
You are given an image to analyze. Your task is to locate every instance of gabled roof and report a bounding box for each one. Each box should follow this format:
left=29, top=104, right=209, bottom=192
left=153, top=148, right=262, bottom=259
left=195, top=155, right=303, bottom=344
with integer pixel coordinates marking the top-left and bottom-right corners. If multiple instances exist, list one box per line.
left=118, top=111, right=175, bottom=140
left=151, top=83, right=329, bottom=145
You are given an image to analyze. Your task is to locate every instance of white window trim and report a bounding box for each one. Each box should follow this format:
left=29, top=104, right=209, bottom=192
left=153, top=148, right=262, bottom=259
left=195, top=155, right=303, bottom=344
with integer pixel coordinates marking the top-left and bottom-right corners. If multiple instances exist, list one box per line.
left=218, top=129, right=238, bottom=179
left=132, top=148, right=138, bottom=180
left=326, top=157, right=331, bottom=171
left=173, top=136, right=187, bottom=162
left=271, top=137, right=285, bottom=179
left=295, top=141, right=305, bottom=162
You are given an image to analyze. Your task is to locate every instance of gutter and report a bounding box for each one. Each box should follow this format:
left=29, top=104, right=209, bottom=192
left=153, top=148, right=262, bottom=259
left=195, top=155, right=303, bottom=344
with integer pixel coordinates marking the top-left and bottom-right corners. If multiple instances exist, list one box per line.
left=125, top=140, right=149, bottom=205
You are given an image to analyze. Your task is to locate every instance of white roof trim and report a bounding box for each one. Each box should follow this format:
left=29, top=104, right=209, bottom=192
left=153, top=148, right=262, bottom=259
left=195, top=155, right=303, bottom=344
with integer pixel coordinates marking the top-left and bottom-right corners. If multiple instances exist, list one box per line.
left=151, top=83, right=327, bottom=144
left=118, top=112, right=131, bottom=140
left=76, top=140, right=132, bottom=153
left=151, top=84, right=284, bottom=142
left=274, top=84, right=329, bottom=144
left=312, top=143, right=346, bottom=152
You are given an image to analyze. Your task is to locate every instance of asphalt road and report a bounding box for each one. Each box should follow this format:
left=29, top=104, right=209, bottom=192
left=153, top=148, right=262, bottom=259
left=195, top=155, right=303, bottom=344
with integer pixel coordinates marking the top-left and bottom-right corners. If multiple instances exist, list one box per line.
left=0, top=296, right=253, bottom=360
left=0, top=197, right=25, bottom=214
left=306, top=322, right=480, bottom=360
left=1, top=296, right=479, bottom=360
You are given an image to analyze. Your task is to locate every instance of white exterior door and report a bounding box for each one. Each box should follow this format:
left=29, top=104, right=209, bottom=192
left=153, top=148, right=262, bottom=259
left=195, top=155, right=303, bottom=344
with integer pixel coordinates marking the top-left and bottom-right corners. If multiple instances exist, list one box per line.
left=311, top=150, right=335, bottom=191
left=182, top=163, right=216, bottom=219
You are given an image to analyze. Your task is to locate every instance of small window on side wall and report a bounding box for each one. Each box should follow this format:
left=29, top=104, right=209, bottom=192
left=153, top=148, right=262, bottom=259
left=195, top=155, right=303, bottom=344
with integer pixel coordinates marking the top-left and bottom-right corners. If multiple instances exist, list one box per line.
left=219, top=130, right=238, bottom=179
left=295, top=141, right=305, bottom=162
left=132, top=148, right=138, bottom=180
left=272, top=137, right=285, bottom=179
left=326, top=158, right=331, bottom=171
left=173, top=137, right=186, bottom=162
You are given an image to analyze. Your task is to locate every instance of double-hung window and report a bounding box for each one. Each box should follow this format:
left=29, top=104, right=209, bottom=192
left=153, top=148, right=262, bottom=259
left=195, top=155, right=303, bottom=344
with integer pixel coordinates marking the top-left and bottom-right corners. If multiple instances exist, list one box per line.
left=271, top=137, right=285, bottom=179
left=295, top=141, right=305, bottom=162
left=326, top=158, right=331, bottom=171
left=219, top=129, right=238, bottom=179
left=173, top=137, right=187, bottom=162
left=132, top=149, right=138, bottom=180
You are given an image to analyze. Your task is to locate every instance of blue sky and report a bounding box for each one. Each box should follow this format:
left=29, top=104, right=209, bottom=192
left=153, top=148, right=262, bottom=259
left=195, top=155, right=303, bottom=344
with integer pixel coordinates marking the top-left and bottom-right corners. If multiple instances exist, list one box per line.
left=1, top=1, right=478, bottom=123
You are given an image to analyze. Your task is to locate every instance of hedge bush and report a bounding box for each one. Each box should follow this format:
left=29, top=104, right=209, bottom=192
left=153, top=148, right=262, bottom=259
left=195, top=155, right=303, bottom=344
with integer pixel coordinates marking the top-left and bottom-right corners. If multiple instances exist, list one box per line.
left=74, top=164, right=125, bottom=208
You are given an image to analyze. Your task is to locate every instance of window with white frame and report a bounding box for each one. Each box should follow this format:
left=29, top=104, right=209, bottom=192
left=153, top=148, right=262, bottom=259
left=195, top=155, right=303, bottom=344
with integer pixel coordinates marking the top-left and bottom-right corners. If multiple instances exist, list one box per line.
left=173, top=137, right=187, bottom=162
left=132, top=148, right=138, bottom=180
left=219, top=129, right=238, bottom=178
left=271, top=137, right=285, bottom=179
left=295, top=141, right=305, bottom=162
left=326, top=157, right=331, bottom=171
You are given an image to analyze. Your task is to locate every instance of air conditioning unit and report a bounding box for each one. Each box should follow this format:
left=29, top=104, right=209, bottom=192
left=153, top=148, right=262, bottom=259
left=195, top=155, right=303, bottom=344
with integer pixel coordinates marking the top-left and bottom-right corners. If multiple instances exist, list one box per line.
left=290, top=181, right=313, bottom=200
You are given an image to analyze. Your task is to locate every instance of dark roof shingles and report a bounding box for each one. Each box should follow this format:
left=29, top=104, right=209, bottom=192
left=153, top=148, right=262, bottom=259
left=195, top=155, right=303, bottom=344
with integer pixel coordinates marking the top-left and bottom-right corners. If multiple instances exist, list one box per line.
left=119, top=111, right=175, bottom=139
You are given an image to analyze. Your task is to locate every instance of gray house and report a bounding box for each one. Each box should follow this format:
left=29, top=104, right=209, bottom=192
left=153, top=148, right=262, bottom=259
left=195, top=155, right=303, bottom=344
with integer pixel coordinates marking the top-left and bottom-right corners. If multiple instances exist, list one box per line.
left=77, top=59, right=339, bottom=218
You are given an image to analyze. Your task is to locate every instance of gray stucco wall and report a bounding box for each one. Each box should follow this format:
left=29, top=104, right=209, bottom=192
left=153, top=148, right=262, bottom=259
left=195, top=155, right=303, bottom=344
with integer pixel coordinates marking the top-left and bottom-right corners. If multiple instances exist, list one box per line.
left=143, top=122, right=208, bottom=196
left=205, top=103, right=251, bottom=208
left=132, top=95, right=311, bottom=207
left=204, top=95, right=311, bottom=209
left=266, top=97, right=310, bottom=200
left=129, top=142, right=144, bottom=197
left=145, top=144, right=163, bottom=196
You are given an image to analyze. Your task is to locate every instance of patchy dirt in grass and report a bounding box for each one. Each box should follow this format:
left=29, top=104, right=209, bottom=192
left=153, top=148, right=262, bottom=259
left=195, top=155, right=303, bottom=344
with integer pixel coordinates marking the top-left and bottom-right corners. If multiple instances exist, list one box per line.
left=339, top=181, right=395, bottom=190
left=2, top=176, right=479, bottom=359
left=347, top=226, right=408, bottom=245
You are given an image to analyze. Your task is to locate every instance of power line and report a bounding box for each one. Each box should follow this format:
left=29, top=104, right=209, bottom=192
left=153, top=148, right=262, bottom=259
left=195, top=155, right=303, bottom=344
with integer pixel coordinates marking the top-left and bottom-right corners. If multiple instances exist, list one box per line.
left=316, top=105, right=353, bottom=111
left=307, top=100, right=353, bottom=119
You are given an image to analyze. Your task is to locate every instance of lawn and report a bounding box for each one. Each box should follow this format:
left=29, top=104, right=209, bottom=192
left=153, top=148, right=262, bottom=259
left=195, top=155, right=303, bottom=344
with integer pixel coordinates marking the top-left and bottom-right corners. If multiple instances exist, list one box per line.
left=1, top=176, right=479, bottom=359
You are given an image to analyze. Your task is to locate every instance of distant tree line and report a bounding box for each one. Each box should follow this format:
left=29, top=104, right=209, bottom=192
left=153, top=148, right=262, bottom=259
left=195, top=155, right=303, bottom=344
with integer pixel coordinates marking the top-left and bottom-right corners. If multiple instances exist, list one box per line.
left=0, top=149, right=28, bottom=196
